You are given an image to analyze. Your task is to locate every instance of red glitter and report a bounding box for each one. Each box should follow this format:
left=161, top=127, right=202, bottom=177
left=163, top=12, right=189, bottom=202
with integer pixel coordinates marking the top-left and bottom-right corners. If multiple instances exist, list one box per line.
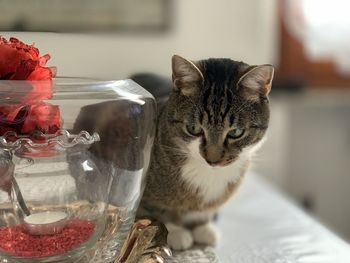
left=0, top=219, right=95, bottom=257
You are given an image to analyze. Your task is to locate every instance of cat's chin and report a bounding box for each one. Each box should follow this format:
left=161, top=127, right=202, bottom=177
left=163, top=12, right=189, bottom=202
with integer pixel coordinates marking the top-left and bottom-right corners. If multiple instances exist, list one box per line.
left=205, top=157, right=238, bottom=168
left=207, top=162, right=232, bottom=169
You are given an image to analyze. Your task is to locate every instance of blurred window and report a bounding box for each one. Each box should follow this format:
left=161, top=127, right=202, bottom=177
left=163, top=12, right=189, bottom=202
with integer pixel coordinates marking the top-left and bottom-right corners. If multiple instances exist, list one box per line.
left=285, top=0, right=350, bottom=74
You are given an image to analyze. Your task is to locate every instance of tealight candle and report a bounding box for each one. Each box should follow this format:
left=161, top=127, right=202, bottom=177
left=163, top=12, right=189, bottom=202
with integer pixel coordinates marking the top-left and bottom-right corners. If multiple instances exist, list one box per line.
left=24, top=211, right=67, bottom=235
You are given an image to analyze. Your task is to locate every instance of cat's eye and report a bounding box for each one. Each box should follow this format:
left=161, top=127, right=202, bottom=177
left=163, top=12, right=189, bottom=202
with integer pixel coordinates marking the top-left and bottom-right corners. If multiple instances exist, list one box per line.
left=227, top=128, right=245, bottom=139
left=186, top=124, right=203, bottom=136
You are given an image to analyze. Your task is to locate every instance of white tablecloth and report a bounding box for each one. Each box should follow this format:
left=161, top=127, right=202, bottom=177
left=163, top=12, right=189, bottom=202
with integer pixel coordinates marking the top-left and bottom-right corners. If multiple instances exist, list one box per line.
left=220, top=173, right=350, bottom=262
left=171, top=173, right=350, bottom=263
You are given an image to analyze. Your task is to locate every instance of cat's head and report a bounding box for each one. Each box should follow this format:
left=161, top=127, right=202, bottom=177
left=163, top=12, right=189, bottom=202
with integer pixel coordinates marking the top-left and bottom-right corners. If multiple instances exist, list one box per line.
left=167, top=55, right=274, bottom=167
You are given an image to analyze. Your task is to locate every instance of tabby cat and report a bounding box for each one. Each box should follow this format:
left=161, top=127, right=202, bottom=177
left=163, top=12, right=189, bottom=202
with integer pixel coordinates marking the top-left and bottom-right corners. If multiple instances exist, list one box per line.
left=138, top=55, right=274, bottom=250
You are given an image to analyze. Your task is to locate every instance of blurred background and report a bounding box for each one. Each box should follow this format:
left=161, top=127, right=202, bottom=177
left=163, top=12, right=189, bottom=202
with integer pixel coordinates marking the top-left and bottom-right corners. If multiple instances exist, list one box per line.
left=1, top=0, right=349, bottom=242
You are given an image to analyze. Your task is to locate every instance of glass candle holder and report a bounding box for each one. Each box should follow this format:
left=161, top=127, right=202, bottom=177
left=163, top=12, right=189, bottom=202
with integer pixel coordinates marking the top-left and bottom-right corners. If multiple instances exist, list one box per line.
left=0, top=78, right=156, bottom=263
left=0, top=130, right=106, bottom=263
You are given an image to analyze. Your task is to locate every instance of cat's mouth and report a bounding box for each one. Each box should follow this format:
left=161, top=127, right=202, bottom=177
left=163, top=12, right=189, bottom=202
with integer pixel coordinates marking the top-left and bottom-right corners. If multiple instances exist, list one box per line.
left=205, top=157, right=237, bottom=168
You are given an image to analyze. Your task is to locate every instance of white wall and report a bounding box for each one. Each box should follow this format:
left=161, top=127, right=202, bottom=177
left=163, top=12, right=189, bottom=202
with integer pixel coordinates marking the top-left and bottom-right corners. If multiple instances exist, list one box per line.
left=256, top=90, right=350, bottom=241
left=253, top=99, right=291, bottom=188
left=2, top=0, right=278, bottom=80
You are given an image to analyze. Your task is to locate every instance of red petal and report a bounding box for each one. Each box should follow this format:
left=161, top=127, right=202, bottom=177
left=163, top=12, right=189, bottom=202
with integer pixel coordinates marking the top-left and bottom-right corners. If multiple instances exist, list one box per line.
left=10, top=59, right=37, bottom=80
left=27, top=65, right=53, bottom=81
left=0, top=105, right=29, bottom=136
left=39, top=54, right=50, bottom=66
left=9, top=37, right=39, bottom=60
left=49, top=66, right=57, bottom=77
left=21, top=103, right=61, bottom=134
left=4, top=105, right=25, bottom=122
left=0, top=43, right=32, bottom=79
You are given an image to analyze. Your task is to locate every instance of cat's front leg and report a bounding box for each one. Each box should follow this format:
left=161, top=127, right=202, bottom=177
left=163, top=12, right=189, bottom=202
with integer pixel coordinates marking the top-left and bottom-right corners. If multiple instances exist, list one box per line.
left=166, top=222, right=194, bottom=250
left=192, top=221, right=220, bottom=246
left=182, top=210, right=220, bottom=247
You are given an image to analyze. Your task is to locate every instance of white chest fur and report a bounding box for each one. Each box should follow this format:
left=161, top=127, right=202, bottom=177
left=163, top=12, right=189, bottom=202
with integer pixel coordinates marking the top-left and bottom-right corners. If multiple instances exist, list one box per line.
left=181, top=139, right=262, bottom=204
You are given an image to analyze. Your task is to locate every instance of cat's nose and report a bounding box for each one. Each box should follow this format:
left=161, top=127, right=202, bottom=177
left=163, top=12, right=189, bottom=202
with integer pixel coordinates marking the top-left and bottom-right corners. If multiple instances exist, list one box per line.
left=205, top=145, right=222, bottom=166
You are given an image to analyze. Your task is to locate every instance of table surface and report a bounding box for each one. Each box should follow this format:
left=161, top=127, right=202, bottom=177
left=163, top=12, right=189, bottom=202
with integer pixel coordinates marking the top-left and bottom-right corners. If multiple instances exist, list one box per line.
left=215, top=173, right=350, bottom=263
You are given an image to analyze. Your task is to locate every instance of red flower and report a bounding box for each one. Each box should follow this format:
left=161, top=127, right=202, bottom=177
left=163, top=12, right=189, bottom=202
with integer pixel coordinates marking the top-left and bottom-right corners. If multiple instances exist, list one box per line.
left=0, top=36, right=61, bottom=137
left=0, top=36, right=56, bottom=80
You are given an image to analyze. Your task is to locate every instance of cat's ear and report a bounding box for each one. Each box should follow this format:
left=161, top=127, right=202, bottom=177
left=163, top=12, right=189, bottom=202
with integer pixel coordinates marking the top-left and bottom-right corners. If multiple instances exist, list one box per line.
left=237, top=64, right=274, bottom=101
left=172, top=55, right=204, bottom=96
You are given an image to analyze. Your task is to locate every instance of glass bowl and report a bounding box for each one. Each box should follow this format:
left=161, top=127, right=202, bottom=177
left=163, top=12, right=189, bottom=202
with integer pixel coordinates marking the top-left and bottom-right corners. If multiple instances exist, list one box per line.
left=0, top=78, right=156, bottom=263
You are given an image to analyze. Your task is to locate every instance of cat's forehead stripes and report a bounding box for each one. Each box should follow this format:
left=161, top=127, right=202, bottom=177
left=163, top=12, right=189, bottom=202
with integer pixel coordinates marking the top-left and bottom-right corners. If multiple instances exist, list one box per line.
left=199, top=59, right=243, bottom=126
left=223, top=87, right=233, bottom=120
left=201, top=85, right=232, bottom=126
left=202, top=83, right=214, bottom=124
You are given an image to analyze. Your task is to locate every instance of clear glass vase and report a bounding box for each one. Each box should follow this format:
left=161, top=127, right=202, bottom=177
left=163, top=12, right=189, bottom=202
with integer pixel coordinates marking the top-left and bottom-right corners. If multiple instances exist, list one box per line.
left=0, top=78, right=156, bottom=263
left=0, top=130, right=107, bottom=263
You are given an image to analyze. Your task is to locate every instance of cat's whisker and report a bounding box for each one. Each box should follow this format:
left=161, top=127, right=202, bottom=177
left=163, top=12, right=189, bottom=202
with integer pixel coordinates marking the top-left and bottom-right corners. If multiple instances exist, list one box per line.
left=248, top=153, right=264, bottom=163
left=157, top=144, right=189, bottom=156
left=235, top=101, right=252, bottom=115
left=160, top=142, right=207, bottom=164
left=160, top=146, right=188, bottom=155
left=189, top=152, right=208, bottom=166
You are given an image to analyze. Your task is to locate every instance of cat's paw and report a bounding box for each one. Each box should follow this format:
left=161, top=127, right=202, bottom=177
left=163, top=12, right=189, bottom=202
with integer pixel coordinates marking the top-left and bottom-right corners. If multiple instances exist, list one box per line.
left=166, top=223, right=193, bottom=250
left=192, top=222, right=219, bottom=246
